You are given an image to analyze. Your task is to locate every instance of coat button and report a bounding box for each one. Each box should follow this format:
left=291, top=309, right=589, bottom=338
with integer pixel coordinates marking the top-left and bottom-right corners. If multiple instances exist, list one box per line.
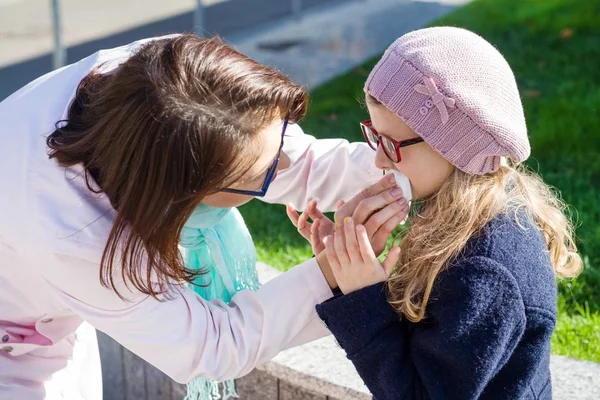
left=1, top=335, right=8, bottom=343
left=419, top=106, right=428, bottom=115
left=1, top=346, right=13, bottom=353
left=425, top=100, right=434, bottom=108
left=41, top=318, right=53, bottom=323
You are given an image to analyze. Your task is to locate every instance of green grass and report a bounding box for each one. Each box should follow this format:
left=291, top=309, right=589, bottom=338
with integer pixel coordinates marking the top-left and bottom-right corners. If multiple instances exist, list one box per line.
left=239, top=0, right=600, bottom=362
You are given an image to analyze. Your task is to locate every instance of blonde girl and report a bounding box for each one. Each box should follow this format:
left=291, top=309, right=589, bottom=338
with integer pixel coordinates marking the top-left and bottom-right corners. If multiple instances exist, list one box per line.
left=302, top=27, right=581, bottom=400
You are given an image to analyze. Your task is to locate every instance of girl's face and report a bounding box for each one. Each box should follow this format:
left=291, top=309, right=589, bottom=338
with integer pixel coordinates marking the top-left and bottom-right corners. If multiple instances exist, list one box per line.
left=366, top=100, right=455, bottom=200
left=202, top=118, right=291, bottom=208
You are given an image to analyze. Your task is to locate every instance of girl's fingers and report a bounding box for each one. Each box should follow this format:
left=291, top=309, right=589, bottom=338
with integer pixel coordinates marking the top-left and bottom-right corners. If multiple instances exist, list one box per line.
left=343, top=217, right=362, bottom=263
left=335, top=200, right=345, bottom=211
left=324, top=235, right=341, bottom=274
left=334, top=222, right=351, bottom=266
left=356, top=224, right=377, bottom=263
left=382, top=247, right=401, bottom=277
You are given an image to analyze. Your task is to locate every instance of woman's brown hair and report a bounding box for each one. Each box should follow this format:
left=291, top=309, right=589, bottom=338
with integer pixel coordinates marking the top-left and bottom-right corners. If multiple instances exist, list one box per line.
left=47, top=34, right=308, bottom=298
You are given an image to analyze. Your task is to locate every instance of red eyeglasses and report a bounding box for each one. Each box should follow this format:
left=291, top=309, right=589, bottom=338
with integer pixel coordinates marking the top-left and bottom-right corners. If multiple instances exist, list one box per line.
left=360, top=119, right=424, bottom=163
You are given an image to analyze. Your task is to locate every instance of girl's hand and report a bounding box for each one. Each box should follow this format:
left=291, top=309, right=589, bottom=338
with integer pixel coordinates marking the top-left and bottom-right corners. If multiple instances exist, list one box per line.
left=324, top=217, right=400, bottom=294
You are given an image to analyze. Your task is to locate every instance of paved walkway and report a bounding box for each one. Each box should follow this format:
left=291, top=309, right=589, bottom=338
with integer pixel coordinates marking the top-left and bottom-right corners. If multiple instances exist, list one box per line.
left=234, top=0, right=468, bottom=89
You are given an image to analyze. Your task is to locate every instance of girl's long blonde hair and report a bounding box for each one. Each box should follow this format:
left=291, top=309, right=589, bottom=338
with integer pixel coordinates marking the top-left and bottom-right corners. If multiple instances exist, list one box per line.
left=388, top=163, right=582, bottom=323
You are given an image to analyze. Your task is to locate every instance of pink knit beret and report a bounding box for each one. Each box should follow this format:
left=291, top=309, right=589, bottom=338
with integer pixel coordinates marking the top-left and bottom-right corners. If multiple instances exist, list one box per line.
left=364, top=27, right=530, bottom=174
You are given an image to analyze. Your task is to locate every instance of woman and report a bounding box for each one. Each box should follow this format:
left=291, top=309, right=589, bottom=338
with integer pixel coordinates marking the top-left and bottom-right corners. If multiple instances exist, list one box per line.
left=0, top=34, right=409, bottom=399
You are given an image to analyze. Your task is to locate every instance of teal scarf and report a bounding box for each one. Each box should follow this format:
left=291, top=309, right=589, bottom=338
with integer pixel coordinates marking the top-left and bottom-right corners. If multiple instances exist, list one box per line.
left=179, top=203, right=261, bottom=400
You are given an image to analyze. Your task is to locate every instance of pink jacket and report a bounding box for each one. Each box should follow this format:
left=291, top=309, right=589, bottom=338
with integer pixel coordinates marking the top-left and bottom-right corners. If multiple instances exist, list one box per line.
left=0, top=37, right=380, bottom=399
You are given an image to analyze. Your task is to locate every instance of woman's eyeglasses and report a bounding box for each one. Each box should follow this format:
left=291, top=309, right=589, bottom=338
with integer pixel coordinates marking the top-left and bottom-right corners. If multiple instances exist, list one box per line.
left=360, top=119, right=424, bottom=163
left=221, top=118, right=289, bottom=197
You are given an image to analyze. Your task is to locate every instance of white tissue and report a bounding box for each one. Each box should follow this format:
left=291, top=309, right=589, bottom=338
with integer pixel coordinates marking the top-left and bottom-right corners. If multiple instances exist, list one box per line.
left=391, top=170, right=412, bottom=202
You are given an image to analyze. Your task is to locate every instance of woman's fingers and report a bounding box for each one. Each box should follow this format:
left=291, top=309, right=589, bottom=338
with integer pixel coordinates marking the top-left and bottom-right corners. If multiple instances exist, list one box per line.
left=297, top=206, right=311, bottom=231
left=307, top=200, right=327, bottom=222
left=363, top=197, right=409, bottom=238
left=369, top=212, right=406, bottom=255
left=334, top=174, right=398, bottom=223
left=382, top=247, right=401, bottom=277
left=351, top=187, right=405, bottom=226
left=366, top=199, right=409, bottom=255
left=287, top=203, right=312, bottom=240
left=305, top=200, right=335, bottom=246
left=286, top=203, right=300, bottom=227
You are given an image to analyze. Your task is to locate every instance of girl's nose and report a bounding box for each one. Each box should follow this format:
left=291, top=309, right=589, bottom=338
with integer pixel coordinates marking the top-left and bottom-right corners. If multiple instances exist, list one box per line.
left=375, top=143, right=394, bottom=170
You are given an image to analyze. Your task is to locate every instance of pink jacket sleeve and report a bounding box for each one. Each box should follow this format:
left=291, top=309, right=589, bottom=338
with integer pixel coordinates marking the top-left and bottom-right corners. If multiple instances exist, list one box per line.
left=45, top=252, right=332, bottom=384
left=262, top=124, right=381, bottom=212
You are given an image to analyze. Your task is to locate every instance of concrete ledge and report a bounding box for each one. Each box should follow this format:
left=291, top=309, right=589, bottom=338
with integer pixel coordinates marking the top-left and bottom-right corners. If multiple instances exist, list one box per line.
left=255, top=263, right=600, bottom=400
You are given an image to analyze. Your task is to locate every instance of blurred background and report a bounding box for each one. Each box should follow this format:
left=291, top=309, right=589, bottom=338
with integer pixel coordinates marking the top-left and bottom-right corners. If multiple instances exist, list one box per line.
left=0, top=0, right=463, bottom=99
left=1, top=0, right=598, bottom=398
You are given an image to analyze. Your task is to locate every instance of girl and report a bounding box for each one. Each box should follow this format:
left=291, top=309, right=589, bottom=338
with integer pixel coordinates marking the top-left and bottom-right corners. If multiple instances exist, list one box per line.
left=300, top=27, right=582, bottom=399
left=0, top=34, right=410, bottom=399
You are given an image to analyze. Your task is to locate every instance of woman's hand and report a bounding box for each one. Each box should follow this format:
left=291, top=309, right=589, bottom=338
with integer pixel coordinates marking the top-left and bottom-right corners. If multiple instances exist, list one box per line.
left=287, top=174, right=409, bottom=256
left=286, top=200, right=338, bottom=255
left=324, top=217, right=400, bottom=294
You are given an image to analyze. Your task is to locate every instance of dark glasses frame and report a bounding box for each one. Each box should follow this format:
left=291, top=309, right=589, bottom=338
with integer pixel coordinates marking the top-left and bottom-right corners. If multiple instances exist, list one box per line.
left=360, top=119, right=424, bottom=163
left=221, top=118, right=289, bottom=197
